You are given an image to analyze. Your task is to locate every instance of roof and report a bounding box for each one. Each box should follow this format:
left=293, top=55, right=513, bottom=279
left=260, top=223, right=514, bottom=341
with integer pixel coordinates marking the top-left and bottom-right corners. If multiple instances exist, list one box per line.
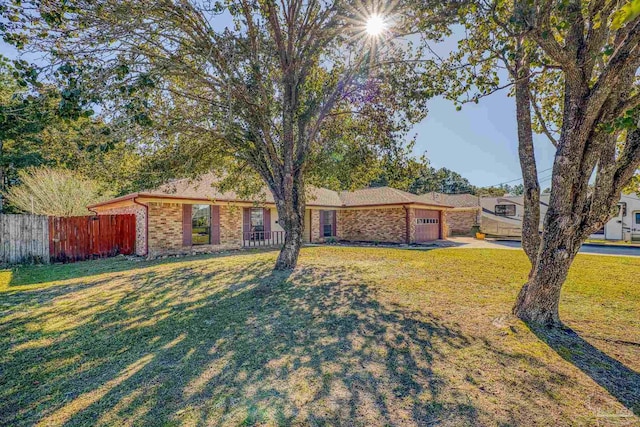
left=416, top=192, right=480, bottom=208
left=338, top=187, right=449, bottom=207
left=89, top=173, right=452, bottom=209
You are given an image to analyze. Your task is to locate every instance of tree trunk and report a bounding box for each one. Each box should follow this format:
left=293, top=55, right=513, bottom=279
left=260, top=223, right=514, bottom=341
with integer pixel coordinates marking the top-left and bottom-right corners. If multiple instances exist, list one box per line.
left=513, top=254, right=574, bottom=326
left=513, top=209, right=582, bottom=326
left=273, top=195, right=305, bottom=270
left=513, top=47, right=541, bottom=265
left=271, top=164, right=306, bottom=270
left=274, top=213, right=304, bottom=270
left=512, top=69, right=592, bottom=326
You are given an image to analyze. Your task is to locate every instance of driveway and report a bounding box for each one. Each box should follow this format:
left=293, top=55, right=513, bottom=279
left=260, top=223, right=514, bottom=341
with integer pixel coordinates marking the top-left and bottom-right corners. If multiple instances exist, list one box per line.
left=446, top=237, right=640, bottom=257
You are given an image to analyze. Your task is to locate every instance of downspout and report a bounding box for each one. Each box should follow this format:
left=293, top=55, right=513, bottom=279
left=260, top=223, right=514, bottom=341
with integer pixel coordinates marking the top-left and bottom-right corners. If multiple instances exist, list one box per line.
left=88, top=207, right=98, bottom=216
left=133, top=197, right=149, bottom=256
left=404, top=205, right=410, bottom=244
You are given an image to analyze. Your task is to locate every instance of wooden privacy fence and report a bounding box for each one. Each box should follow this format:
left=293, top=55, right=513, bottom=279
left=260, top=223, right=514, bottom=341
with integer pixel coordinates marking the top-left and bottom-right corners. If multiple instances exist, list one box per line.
left=49, top=215, right=136, bottom=263
left=0, top=214, right=49, bottom=264
left=0, top=213, right=136, bottom=264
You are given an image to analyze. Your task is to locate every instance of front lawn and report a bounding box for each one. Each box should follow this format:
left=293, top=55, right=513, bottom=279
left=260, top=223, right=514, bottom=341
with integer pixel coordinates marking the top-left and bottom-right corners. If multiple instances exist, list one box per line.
left=1, top=247, right=638, bottom=426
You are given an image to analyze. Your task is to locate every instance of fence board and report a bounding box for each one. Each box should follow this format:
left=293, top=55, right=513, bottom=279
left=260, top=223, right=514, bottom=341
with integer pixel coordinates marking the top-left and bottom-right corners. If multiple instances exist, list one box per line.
left=0, top=214, right=50, bottom=264
left=48, top=214, right=136, bottom=263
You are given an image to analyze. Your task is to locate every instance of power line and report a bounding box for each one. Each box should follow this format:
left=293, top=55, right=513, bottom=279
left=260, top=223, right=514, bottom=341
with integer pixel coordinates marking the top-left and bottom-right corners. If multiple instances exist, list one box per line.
left=487, top=167, right=553, bottom=188
left=425, top=169, right=556, bottom=197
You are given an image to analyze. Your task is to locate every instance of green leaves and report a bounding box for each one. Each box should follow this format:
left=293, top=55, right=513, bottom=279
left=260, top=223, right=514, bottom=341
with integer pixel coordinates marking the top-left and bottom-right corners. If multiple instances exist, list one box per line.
left=611, top=0, right=640, bottom=30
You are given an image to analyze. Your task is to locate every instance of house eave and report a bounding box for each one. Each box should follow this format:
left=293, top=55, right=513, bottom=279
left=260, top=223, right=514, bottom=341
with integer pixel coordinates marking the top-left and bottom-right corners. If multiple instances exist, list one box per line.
left=89, top=194, right=453, bottom=210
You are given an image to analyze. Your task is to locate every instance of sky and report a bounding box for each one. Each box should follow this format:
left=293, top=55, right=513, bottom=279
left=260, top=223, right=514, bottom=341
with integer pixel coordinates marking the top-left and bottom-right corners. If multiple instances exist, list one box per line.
left=411, top=94, right=556, bottom=188
left=0, top=11, right=558, bottom=189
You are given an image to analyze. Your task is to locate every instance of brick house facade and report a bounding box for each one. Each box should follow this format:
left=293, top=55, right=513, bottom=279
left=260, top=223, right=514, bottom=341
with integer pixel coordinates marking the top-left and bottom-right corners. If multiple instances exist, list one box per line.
left=338, top=207, right=407, bottom=243
left=417, top=193, right=480, bottom=237
left=89, top=175, right=479, bottom=257
left=443, top=209, right=480, bottom=236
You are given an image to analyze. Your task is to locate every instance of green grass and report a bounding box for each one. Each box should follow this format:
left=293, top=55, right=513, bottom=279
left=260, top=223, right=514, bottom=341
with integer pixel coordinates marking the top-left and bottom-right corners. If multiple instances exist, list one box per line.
left=1, top=247, right=638, bottom=426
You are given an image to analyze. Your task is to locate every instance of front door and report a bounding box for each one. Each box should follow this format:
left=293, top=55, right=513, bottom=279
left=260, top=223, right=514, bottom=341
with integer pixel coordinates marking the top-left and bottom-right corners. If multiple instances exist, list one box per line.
left=415, top=209, right=440, bottom=242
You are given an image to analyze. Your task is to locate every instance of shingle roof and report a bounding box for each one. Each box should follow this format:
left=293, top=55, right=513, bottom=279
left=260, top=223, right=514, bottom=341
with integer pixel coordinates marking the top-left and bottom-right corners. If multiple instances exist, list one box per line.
left=149, top=175, right=344, bottom=206
left=338, top=187, right=449, bottom=207
left=416, top=192, right=480, bottom=208
left=89, top=174, right=452, bottom=209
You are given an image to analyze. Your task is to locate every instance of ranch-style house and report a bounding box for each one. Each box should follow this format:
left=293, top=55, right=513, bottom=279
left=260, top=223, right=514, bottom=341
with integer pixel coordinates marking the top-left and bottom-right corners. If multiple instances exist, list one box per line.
left=89, top=174, right=480, bottom=257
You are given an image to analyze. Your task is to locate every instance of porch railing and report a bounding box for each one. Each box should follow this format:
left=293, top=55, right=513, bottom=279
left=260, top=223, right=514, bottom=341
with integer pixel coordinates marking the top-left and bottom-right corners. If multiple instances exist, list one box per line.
left=242, top=231, right=286, bottom=248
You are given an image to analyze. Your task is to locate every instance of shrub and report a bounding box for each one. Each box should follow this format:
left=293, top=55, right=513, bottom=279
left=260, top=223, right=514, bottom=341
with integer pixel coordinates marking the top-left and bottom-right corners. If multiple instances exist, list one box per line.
left=3, top=167, right=112, bottom=216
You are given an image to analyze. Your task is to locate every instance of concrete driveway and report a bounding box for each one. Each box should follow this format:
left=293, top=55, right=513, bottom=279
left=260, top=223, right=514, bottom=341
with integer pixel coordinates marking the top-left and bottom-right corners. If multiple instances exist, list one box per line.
left=446, top=237, right=640, bottom=257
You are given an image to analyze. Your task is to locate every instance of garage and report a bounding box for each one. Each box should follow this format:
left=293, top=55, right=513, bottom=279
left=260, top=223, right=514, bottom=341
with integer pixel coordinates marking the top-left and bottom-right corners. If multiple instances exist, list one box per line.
left=415, top=209, right=441, bottom=242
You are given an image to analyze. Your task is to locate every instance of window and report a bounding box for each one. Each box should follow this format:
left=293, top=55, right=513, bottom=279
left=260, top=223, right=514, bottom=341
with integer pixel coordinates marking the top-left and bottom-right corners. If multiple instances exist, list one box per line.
left=495, top=204, right=516, bottom=217
left=620, top=203, right=627, bottom=217
left=635, top=212, right=640, bottom=225
left=192, top=205, right=211, bottom=245
left=250, top=208, right=265, bottom=239
left=322, top=210, right=335, bottom=237
left=416, top=218, right=439, bottom=224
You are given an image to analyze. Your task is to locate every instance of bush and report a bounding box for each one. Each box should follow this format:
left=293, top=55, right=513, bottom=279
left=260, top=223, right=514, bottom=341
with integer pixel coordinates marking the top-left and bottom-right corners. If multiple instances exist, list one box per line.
left=3, top=167, right=113, bottom=216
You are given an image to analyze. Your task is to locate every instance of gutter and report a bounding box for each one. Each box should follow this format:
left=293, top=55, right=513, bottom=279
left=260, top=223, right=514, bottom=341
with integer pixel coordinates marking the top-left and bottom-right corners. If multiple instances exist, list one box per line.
left=132, top=197, right=149, bottom=256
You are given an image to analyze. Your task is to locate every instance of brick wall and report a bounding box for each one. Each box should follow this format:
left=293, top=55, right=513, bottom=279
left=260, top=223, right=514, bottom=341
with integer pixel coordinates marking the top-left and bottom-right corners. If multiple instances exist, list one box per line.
left=339, top=207, right=407, bottom=243
left=310, top=210, right=321, bottom=242
left=407, top=208, right=416, bottom=244
left=309, top=209, right=345, bottom=243
left=99, top=204, right=147, bottom=256
left=218, top=205, right=243, bottom=247
left=148, top=202, right=183, bottom=256
left=445, top=209, right=479, bottom=236
left=147, top=202, right=243, bottom=257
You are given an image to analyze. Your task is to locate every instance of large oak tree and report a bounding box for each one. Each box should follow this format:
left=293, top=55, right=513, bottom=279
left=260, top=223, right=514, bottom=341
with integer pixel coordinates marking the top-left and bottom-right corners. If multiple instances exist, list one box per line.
left=4, top=0, right=455, bottom=269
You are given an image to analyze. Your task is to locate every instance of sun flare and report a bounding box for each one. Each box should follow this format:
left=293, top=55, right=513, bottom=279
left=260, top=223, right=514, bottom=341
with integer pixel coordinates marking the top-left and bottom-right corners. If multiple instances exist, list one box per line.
left=365, top=14, right=386, bottom=36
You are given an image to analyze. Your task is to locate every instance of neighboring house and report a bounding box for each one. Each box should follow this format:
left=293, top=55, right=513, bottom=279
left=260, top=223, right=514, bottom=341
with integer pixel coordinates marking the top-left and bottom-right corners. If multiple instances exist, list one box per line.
left=480, top=193, right=640, bottom=241
left=89, top=174, right=463, bottom=257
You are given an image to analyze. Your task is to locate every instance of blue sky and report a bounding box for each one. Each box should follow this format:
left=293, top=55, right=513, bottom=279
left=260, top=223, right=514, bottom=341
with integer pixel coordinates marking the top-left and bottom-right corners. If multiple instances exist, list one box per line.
left=0, top=18, right=557, bottom=189
left=411, top=94, right=556, bottom=187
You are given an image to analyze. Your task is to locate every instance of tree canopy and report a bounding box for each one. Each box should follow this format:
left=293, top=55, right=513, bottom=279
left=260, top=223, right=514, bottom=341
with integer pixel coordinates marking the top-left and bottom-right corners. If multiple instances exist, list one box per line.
left=0, top=62, right=145, bottom=212
left=3, top=0, right=461, bottom=269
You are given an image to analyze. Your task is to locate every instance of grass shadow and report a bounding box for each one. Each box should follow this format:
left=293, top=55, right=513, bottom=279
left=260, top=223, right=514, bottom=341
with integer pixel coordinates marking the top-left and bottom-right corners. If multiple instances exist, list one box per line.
left=529, top=325, right=640, bottom=416
left=2, top=248, right=281, bottom=288
left=0, top=258, right=478, bottom=426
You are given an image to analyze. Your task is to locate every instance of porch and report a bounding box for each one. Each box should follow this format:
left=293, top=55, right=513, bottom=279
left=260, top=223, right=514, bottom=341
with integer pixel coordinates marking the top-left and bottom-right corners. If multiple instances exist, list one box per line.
left=242, top=230, right=287, bottom=248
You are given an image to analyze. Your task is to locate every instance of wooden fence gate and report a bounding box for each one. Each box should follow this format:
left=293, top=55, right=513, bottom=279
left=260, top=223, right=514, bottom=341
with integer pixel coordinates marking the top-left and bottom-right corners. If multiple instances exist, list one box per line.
left=49, top=215, right=136, bottom=262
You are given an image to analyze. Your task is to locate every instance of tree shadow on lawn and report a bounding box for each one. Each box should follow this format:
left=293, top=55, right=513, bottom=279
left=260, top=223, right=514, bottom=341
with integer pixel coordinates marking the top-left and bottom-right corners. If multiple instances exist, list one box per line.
left=529, top=325, right=640, bottom=416
left=3, top=248, right=281, bottom=288
left=0, top=259, right=480, bottom=426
